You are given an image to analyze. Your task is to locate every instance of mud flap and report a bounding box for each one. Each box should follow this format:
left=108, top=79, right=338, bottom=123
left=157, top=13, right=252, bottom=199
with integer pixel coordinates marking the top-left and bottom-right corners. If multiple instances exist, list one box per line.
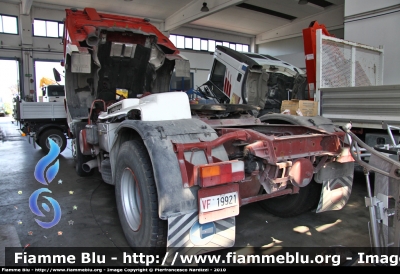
left=314, top=162, right=354, bottom=213
left=167, top=212, right=235, bottom=258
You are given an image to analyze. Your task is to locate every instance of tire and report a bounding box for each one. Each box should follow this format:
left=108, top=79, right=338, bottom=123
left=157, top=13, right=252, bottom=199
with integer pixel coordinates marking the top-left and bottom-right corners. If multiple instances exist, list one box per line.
left=259, top=181, right=322, bottom=218
left=39, top=129, right=67, bottom=153
left=73, top=123, right=94, bottom=177
left=100, top=158, right=112, bottom=185
left=115, top=140, right=167, bottom=255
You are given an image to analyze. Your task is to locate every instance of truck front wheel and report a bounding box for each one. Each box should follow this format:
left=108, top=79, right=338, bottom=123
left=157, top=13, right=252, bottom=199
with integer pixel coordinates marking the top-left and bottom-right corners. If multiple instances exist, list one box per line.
left=115, top=140, right=167, bottom=254
left=39, top=129, right=67, bottom=153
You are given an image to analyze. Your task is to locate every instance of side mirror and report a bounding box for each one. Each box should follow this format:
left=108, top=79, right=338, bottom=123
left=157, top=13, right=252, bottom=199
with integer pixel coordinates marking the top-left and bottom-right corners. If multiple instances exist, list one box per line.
left=53, top=68, right=61, bottom=82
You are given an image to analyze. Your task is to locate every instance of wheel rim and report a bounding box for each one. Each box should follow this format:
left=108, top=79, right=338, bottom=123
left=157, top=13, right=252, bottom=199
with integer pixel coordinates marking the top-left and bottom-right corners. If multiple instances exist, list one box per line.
left=46, top=134, right=63, bottom=149
left=121, top=167, right=142, bottom=231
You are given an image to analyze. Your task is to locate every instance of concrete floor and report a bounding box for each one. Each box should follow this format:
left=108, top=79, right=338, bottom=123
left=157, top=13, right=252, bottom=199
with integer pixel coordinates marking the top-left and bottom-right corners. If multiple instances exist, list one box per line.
left=0, top=116, right=374, bottom=266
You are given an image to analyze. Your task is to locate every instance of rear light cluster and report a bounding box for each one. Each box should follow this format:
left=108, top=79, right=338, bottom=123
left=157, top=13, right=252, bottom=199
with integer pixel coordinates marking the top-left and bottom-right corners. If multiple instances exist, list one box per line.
left=198, top=160, right=244, bottom=187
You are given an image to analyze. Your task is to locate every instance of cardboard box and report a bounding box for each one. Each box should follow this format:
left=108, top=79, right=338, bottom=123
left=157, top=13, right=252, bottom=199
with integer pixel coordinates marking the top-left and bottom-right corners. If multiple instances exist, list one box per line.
left=281, top=100, right=318, bottom=117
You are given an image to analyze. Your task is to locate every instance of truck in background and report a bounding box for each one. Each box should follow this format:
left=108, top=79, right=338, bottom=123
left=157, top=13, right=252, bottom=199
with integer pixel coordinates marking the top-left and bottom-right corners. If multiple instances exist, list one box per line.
left=11, top=76, right=68, bottom=152
left=12, top=96, right=68, bottom=153
left=303, top=21, right=400, bottom=152
left=0, top=97, right=5, bottom=117
left=41, top=84, right=65, bottom=102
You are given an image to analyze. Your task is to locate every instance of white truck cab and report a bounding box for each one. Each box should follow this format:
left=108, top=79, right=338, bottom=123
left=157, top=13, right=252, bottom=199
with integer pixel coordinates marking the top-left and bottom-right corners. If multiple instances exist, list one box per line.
left=42, top=84, right=65, bottom=102
left=200, top=46, right=307, bottom=116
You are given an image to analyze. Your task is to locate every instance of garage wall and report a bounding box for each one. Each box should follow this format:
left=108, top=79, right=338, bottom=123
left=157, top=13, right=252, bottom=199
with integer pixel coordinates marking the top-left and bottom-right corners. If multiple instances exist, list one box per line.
left=178, top=50, right=213, bottom=88
left=30, top=6, right=65, bottom=60
left=173, top=26, right=252, bottom=45
left=0, top=2, right=22, bottom=59
left=257, top=28, right=344, bottom=69
left=344, top=0, right=400, bottom=84
left=0, top=2, right=66, bottom=99
left=256, top=0, right=400, bottom=84
left=168, top=26, right=252, bottom=88
left=0, top=2, right=252, bottom=98
left=345, top=0, right=400, bottom=16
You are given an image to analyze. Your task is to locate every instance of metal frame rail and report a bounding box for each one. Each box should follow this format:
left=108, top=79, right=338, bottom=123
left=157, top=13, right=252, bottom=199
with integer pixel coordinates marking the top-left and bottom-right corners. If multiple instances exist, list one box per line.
left=343, top=123, right=400, bottom=259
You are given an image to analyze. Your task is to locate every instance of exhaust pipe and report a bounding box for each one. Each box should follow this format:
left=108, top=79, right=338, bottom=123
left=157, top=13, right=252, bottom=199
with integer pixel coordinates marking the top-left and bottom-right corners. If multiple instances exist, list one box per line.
left=86, top=33, right=99, bottom=47
left=83, top=26, right=99, bottom=47
left=82, top=159, right=98, bottom=173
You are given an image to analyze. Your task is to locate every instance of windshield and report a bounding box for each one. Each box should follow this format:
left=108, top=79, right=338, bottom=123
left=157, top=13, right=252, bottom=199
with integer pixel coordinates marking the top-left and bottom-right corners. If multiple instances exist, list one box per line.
left=47, top=85, right=65, bottom=96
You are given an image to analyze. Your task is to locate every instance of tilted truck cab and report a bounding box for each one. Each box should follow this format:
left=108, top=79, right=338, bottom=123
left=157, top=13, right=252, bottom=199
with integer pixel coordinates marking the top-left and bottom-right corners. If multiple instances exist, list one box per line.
left=60, top=7, right=356, bottom=257
left=199, top=45, right=308, bottom=117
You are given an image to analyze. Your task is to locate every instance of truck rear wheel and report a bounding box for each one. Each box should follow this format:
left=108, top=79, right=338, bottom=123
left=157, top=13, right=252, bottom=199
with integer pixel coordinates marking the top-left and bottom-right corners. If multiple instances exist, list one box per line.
left=39, top=129, right=67, bottom=153
left=257, top=114, right=336, bottom=217
left=259, top=181, right=321, bottom=218
left=115, top=140, right=167, bottom=254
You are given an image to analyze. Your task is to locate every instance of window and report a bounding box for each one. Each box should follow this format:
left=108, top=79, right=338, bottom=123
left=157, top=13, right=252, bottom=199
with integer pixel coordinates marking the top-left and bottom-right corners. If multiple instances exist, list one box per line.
left=176, top=35, right=184, bottom=49
left=0, top=14, right=18, bottom=34
left=185, top=37, right=192, bottom=49
left=210, top=60, right=226, bottom=91
left=170, top=72, right=194, bottom=91
left=170, top=35, right=177, bottom=47
left=208, top=40, right=215, bottom=52
left=193, top=38, right=201, bottom=50
left=201, top=40, right=208, bottom=51
left=34, top=60, right=65, bottom=101
left=169, top=34, right=249, bottom=53
left=59, top=24, right=64, bottom=37
left=33, top=19, right=64, bottom=38
left=47, top=85, right=65, bottom=96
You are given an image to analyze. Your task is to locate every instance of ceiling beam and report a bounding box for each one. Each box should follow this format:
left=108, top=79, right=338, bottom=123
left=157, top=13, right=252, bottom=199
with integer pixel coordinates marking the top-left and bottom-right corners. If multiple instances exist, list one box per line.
left=256, top=4, right=344, bottom=44
left=20, top=0, right=33, bottom=15
left=164, top=0, right=244, bottom=32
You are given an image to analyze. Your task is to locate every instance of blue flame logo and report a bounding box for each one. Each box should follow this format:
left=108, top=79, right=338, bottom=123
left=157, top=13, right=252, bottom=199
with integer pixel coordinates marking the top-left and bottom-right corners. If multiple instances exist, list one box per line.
left=29, top=188, right=61, bottom=228
left=29, top=138, right=62, bottom=229
left=34, top=138, right=60, bottom=185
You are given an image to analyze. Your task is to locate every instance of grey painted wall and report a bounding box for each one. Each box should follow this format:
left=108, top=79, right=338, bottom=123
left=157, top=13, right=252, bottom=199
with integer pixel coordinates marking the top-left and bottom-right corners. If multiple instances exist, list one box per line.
left=344, top=0, right=400, bottom=84
left=257, top=28, right=344, bottom=69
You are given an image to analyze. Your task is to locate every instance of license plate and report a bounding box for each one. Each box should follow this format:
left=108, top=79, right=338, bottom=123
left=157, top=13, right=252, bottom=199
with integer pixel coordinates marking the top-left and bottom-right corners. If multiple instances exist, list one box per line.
left=199, top=192, right=239, bottom=213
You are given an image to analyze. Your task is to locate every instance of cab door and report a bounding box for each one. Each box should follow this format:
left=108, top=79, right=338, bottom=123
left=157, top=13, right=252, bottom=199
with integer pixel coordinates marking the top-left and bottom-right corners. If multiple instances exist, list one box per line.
left=209, top=59, right=245, bottom=104
left=42, top=87, right=49, bottom=102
